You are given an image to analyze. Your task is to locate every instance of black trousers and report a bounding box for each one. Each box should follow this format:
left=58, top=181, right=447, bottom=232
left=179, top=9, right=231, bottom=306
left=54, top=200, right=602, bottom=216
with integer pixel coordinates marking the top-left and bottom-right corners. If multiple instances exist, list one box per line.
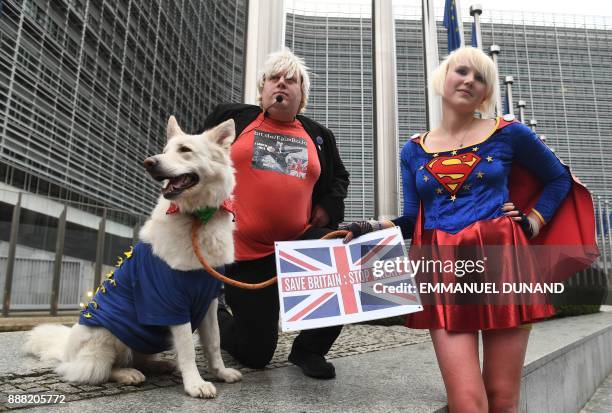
left=218, top=227, right=343, bottom=369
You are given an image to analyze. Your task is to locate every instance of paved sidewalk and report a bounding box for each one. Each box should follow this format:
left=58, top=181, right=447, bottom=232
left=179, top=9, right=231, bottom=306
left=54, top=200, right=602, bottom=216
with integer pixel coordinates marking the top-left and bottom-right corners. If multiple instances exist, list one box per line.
left=1, top=312, right=611, bottom=412
left=580, top=374, right=612, bottom=413
left=1, top=324, right=443, bottom=412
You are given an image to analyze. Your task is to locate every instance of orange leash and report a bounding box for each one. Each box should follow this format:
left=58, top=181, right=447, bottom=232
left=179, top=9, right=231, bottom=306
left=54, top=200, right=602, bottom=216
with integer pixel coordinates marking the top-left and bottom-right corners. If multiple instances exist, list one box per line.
left=191, top=219, right=348, bottom=290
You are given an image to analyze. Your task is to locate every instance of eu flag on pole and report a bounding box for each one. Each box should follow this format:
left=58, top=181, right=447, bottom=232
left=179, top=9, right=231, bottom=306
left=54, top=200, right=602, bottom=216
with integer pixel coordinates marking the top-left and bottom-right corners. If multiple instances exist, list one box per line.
left=443, top=0, right=462, bottom=52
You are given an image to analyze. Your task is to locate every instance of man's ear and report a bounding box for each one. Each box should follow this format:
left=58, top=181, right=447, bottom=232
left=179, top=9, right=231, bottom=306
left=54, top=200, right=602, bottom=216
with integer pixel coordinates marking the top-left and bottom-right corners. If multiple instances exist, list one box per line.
left=166, top=116, right=183, bottom=140
left=206, top=119, right=235, bottom=150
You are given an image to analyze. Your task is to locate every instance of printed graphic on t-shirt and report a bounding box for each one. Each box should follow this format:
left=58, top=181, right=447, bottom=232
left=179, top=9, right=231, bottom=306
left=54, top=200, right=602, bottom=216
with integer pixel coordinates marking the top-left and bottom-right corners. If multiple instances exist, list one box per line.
left=252, top=130, right=309, bottom=179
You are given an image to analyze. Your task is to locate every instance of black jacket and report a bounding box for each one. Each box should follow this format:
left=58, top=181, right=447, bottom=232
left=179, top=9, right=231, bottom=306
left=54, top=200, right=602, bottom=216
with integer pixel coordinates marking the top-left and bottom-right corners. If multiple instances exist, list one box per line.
left=203, top=103, right=350, bottom=228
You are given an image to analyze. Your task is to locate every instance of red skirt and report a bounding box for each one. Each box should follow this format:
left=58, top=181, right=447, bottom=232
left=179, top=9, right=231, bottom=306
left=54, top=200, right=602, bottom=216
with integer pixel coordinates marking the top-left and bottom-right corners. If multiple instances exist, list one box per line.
left=405, top=217, right=555, bottom=332
left=405, top=164, right=598, bottom=332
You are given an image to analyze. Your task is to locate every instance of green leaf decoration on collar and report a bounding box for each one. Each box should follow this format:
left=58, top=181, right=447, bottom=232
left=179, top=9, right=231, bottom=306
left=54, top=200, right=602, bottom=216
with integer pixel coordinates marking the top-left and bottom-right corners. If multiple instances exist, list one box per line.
left=194, top=206, right=217, bottom=224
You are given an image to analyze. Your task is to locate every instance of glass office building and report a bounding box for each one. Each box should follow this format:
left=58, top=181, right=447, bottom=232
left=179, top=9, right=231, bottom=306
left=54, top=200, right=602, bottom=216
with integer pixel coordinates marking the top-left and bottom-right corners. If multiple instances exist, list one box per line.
left=0, top=0, right=247, bottom=218
left=286, top=3, right=612, bottom=220
left=1, top=0, right=610, bottom=222
left=286, top=7, right=375, bottom=220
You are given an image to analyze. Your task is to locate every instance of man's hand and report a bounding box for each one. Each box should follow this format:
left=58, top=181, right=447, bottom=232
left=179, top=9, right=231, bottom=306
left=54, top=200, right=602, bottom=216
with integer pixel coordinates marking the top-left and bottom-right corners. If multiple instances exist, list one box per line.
left=339, top=221, right=375, bottom=243
left=310, top=205, right=330, bottom=228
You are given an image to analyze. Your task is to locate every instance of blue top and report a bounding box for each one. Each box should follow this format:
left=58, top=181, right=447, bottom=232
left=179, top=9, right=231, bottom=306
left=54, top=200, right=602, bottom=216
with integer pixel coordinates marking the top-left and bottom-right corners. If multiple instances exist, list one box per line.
left=79, top=242, right=222, bottom=354
left=392, top=120, right=572, bottom=237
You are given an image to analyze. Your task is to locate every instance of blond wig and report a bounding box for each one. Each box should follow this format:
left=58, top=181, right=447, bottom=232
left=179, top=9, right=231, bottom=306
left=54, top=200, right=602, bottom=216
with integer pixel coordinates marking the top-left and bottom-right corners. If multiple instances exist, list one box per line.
left=256, top=48, right=311, bottom=113
left=430, top=46, right=499, bottom=116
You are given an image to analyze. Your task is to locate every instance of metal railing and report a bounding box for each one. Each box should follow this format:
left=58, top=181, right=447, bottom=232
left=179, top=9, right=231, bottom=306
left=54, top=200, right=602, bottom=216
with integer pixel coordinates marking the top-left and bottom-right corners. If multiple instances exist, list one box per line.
left=1, top=185, right=610, bottom=315
left=1, top=188, right=145, bottom=315
left=0, top=257, right=83, bottom=310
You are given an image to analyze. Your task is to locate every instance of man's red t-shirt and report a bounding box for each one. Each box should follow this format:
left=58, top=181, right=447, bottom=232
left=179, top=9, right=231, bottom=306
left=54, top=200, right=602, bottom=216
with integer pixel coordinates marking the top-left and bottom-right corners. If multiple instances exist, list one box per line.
left=231, top=113, right=321, bottom=260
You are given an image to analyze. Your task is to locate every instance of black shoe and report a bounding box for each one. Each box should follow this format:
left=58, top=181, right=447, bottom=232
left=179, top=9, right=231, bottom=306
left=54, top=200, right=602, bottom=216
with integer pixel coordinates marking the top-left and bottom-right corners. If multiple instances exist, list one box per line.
left=288, top=349, right=336, bottom=379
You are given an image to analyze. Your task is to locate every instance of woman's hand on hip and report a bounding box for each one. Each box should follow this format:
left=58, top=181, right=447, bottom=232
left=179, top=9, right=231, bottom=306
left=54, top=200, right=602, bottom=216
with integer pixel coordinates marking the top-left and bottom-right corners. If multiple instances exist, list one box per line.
left=502, top=202, right=542, bottom=239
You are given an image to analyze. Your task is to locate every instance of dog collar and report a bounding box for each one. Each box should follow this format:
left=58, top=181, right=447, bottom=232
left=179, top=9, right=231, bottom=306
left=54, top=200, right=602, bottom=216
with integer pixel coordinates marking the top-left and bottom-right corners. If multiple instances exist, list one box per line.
left=166, top=199, right=235, bottom=224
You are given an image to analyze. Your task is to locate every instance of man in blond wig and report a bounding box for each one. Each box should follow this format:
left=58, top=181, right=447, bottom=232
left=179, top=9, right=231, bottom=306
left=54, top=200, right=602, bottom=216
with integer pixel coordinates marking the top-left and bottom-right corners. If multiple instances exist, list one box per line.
left=203, top=48, right=349, bottom=379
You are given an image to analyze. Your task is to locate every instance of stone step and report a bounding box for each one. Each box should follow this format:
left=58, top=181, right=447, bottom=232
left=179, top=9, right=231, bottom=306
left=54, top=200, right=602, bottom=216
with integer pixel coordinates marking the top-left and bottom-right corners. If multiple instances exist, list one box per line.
left=0, top=310, right=610, bottom=412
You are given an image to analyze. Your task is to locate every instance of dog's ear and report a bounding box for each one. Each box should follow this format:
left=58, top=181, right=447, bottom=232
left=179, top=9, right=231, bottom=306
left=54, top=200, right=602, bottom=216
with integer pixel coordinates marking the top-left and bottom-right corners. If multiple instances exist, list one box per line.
left=207, top=119, right=235, bottom=150
left=166, top=116, right=183, bottom=140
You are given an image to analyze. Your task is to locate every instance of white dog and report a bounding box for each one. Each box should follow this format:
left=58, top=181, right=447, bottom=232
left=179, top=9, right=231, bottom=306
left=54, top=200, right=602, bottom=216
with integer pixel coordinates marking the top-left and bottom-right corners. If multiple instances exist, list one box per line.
left=24, top=117, right=242, bottom=398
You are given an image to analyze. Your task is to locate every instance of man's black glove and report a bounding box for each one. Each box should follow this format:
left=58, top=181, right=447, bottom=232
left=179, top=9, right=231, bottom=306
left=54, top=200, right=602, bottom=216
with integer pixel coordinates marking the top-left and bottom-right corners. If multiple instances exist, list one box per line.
left=340, top=220, right=383, bottom=243
left=341, top=221, right=373, bottom=237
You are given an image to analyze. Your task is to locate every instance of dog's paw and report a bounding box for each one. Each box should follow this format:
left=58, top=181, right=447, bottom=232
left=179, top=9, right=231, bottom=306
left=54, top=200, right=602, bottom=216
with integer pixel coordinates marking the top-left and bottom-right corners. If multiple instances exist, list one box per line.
left=111, top=368, right=146, bottom=385
left=184, top=379, right=217, bottom=398
left=216, top=367, right=242, bottom=383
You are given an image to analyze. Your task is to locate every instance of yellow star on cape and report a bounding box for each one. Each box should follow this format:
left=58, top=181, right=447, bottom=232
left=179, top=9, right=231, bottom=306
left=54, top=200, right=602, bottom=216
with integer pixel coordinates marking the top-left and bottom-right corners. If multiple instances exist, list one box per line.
left=472, top=146, right=479, bottom=152
left=115, top=257, right=124, bottom=267
left=419, top=165, right=424, bottom=170
left=451, top=150, right=458, bottom=155
left=486, top=156, right=493, bottom=162
left=109, top=278, right=117, bottom=287
left=435, top=187, right=443, bottom=194
left=105, top=270, right=114, bottom=279
left=83, top=312, right=92, bottom=319
left=423, top=175, right=429, bottom=182
left=463, top=184, right=471, bottom=191
left=450, top=195, right=457, bottom=202
left=477, top=171, right=484, bottom=179
left=433, top=153, right=439, bottom=158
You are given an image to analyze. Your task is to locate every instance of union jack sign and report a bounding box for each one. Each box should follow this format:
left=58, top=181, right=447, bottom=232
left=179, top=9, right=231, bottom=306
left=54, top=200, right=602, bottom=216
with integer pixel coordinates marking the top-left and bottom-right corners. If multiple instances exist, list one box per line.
left=275, top=227, right=422, bottom=332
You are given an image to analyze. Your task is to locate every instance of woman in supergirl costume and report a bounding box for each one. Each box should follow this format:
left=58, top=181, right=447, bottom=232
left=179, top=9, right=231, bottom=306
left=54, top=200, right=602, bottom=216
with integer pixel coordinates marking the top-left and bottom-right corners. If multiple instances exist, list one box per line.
left=343, top=47, right=598, bottom=412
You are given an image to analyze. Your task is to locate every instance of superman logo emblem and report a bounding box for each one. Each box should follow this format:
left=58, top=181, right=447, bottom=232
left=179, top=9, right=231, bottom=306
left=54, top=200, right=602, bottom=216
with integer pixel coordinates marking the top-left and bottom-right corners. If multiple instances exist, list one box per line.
left=425, top=153, right=481, bottom=195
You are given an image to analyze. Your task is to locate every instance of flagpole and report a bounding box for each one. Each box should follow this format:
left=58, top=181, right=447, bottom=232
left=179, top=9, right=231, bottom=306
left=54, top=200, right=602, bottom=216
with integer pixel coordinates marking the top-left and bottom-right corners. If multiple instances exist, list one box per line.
left=598, top=196, right=608, bottom=276
left=528, top=119, right=537, bottom=132
left=504, top=76, right=514, bottom=116
left=517, top=99, right=526, bottom=123
left=422, top=0, right=442, bottom=130
left=456, top=0, right=465, bottom=47
left=606, top=200, right=612, bottom=281
left=489, top=45, right=503, bottom=118
left=469, top=4, right=483, bottom=50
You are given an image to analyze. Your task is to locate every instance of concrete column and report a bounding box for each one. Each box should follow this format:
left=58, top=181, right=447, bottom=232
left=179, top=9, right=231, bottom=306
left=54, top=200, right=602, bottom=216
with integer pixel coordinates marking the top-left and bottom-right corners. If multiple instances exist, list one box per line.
left=93, top=208, right=107, bottom=290
left=422, top=0, right=442, bottom=130
left=50, top=204, right=68, bottom=316
left=373, top=0, right=399, bottom=220
left=243, top=0, right=286, bottom=105
left=2, top=193, right=22, bottom=316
